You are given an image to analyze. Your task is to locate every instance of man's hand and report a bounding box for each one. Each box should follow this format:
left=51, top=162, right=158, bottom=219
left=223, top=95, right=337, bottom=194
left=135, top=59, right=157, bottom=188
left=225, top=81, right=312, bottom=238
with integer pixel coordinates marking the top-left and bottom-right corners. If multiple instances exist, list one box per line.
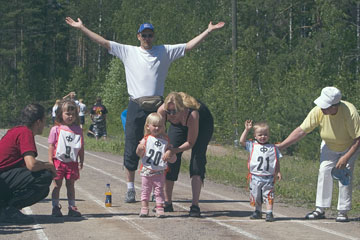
left=207, top=21, right=225, bottom=33
left=65, top=17, right=83, bottom=29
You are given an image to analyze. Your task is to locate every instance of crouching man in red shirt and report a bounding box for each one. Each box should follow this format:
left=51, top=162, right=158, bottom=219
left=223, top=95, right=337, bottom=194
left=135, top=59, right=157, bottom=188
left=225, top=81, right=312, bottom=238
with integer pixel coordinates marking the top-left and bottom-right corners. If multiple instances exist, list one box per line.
left=0, top=103, right=56, bottom=224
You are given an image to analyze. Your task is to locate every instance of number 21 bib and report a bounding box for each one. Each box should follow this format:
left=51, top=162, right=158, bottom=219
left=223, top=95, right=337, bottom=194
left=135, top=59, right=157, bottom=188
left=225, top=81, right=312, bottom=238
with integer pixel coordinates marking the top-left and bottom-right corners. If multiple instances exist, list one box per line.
left=248, top=143, right=278, bottom=176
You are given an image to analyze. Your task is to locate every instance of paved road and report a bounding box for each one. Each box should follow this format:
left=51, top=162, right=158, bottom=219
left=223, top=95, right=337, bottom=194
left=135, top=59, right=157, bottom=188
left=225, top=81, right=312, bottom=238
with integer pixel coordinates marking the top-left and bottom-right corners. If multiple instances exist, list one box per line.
left=1, top=132, right=359, bottom=240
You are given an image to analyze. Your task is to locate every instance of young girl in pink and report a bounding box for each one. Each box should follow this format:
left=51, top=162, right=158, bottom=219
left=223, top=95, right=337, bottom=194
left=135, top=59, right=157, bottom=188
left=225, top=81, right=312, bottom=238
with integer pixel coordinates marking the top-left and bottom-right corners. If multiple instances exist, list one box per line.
left=48, top=100, right=84, bottom=217
left=136, top=113, right=176, bottom=218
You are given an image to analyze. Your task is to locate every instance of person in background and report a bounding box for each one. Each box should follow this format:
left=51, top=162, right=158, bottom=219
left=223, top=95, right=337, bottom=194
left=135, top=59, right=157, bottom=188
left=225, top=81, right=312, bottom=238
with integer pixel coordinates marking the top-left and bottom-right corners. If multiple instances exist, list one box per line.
left=0, top=103, right=56, bottom=224
left=157, top=92, right=214, bottom=217
left=48, top=100, right=84, bottom=217
left=277, top=86, right=360, bottom=222
left=52, top=99, right=61, bottom=124
left=90, top=97, right=108, bottom=140
left=78, top=99, right=86, bottom=129
left=66, top=16, right=225, bottom=203
left=239, top=120, right=282, bottom=222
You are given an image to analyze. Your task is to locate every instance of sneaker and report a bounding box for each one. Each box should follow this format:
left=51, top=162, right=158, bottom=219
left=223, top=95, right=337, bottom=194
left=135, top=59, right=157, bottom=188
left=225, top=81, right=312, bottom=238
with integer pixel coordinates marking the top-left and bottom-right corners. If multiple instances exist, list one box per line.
left=305, top=210, right=325, bottom=220
left=139, top=207, right=149, bottom=217
left=265, top=212, right=274, bottom=222
left=164, top=202, right=174, bottom=212
left=250, top=210, right=262, bottom=219
left=336, top=212, right=349, bottom=222
left=124, top=189, right=136, bottom=203
left=68, top=206, right=81, bottom=217
left=189, top=205, right=201, bottom=218
left=0, top=206, right=34, bottom=224
left=52, top=205, right=63, bottom=217
left=155, top=207, right=165, bottom=218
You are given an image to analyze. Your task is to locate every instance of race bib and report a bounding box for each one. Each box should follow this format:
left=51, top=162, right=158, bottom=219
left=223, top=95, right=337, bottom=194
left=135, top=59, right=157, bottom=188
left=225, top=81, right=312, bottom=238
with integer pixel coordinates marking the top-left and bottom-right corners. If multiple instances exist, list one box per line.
left=141, top=135, right=168, bottom=171
left=55, top=129, right=82, bottom=163
left=249, top=143, right=278, bottom=176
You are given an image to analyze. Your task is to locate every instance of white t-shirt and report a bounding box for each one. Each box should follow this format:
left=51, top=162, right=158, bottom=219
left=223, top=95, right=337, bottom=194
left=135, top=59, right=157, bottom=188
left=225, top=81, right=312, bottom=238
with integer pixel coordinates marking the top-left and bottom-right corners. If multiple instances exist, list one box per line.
left=78, top=102, right=86, bottom=116
left=108, top=42, right=186, bottom=99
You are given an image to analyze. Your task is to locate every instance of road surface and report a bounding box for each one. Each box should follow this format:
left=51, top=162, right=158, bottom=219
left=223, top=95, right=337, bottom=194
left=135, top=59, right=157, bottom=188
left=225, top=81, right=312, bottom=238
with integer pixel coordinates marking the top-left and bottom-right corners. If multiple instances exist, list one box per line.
left=0, top=131, right=359, bottom=240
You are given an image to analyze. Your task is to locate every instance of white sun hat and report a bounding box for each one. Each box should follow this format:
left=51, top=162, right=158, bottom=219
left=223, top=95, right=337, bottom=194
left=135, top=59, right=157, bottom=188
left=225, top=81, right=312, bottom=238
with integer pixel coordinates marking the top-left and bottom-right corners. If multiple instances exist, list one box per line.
left=314, top=87, right=342, bottom=109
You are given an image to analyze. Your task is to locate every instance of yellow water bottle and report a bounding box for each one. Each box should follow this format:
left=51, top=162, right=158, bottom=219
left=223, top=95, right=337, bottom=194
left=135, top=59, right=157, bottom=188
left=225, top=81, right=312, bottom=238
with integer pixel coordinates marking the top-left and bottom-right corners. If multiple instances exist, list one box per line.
left=105, top=183, right=112, bottom=207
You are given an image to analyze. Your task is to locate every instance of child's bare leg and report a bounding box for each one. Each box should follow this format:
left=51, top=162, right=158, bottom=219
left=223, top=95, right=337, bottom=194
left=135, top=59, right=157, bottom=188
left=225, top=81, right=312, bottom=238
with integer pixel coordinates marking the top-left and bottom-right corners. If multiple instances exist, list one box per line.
left=65, top=179, right=76, bottom=206
left=52, top=179, right=63, bottom=205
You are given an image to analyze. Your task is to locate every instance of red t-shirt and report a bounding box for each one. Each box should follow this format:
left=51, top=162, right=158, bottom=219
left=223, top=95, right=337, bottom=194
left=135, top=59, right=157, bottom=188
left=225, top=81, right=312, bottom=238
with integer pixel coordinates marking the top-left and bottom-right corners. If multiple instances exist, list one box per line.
left=0, top=126, right=37, bottom=172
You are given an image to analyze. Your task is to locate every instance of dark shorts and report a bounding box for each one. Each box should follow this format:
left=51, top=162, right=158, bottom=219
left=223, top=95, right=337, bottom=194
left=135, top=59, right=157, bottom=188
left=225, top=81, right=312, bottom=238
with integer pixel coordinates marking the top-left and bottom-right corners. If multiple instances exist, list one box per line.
left=166, top=105, right=214, bottom=182
left=80, top=116, right=85, bottom=125
left=123, top=100, right=154, bottom=171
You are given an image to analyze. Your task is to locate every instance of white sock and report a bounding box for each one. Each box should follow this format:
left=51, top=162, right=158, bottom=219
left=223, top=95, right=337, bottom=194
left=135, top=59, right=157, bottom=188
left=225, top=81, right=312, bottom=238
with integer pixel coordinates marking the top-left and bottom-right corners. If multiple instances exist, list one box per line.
left=127, top=182, right=135, bottom=190
left=316, top=207, right=324, bottom=213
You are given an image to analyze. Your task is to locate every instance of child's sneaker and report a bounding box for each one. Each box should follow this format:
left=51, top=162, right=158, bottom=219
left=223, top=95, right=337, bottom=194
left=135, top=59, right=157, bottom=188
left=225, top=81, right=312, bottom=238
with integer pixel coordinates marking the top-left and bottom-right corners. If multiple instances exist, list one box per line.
left=189, top=205, right=201, bottom=217
left=139, top=207, right=149, bottom=217
left=52, top=205, right=63, bottom=217
left=265, top=212, right=274, bottom=222
left=155, top=206, right=165, bottom=218
left=250, top=210, right=262, bottom=219
left=68, top=206, right=81, bottom=217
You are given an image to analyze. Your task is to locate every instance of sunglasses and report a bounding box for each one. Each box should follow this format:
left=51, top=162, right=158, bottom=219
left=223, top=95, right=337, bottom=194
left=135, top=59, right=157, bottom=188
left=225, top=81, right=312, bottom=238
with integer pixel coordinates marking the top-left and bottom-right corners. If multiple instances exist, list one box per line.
left=141, top=33, right=153, bottom=39
left=165, top=109, right=177, bottom=115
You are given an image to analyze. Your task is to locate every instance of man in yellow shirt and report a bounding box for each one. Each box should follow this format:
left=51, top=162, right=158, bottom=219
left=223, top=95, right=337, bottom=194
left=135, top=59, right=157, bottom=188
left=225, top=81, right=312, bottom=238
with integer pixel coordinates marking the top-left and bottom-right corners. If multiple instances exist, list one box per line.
left=277, top=86, right=360, bottom=222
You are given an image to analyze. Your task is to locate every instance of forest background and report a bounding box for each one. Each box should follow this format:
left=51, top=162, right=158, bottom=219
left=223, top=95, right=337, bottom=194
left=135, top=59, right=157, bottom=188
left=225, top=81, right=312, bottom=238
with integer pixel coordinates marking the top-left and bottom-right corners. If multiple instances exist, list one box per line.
left=1, top=0, right=360, bottom=161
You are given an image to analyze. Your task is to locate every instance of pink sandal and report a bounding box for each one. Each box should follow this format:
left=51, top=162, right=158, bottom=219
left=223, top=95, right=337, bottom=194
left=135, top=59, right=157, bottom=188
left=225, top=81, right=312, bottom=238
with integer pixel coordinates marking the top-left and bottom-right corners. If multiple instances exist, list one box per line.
left=139, top=207, right=149, bottom=217
left=155, top=206, right=165, bottom=218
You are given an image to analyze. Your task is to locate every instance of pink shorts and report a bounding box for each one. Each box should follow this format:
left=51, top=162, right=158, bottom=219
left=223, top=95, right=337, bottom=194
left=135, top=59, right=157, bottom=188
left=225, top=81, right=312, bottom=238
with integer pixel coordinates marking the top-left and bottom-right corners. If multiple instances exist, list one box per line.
left=53, top=159, right=80, bottom=180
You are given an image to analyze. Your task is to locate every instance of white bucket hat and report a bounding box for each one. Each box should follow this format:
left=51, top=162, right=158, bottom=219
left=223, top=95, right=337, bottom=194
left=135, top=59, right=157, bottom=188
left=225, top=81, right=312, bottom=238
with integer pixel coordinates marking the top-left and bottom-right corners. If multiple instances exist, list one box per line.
left=314, top=87, right=342, bottom=109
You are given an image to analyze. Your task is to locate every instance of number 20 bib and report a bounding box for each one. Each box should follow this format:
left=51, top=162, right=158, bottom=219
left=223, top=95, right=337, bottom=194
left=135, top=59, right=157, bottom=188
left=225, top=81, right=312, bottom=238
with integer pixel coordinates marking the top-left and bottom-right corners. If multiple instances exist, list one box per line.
left=248, top=143, right=278, bottom=176
left=141, top=135, right=168, bottom=171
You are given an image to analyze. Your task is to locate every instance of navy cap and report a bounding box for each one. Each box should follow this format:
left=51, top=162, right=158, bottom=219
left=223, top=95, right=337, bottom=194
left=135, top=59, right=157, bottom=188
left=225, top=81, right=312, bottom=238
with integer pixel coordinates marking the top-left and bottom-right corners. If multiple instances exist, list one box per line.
left=138, top=23, right=154, bottom=33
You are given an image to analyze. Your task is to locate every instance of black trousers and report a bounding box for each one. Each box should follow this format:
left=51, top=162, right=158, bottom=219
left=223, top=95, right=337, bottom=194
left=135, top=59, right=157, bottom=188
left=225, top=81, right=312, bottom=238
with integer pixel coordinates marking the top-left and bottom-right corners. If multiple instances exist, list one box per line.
left=124, top=100, right=153, bottom=171
left=0, top=168, right=53, bottom=209
left=166, top=104, right=214, bottom=182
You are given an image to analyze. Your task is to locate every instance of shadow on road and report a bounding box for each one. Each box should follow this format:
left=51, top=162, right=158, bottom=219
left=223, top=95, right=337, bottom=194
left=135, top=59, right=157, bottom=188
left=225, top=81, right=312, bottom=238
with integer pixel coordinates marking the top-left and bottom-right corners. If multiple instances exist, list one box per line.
left=0, top=225, right=36, bottom=235
left=174, top=199, right=248, bottom=204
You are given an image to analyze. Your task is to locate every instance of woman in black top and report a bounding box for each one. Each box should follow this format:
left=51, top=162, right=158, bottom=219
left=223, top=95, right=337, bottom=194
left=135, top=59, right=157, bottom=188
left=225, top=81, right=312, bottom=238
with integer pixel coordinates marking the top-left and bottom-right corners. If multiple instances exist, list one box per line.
left=158, top=92, right=213, bottom=217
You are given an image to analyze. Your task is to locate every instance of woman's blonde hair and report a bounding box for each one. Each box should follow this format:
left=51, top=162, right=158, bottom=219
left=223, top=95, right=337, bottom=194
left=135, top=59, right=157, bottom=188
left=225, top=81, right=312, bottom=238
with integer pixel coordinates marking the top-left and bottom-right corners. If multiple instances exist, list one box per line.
left=164, top=92, right=200, bottom=112
left=144, top=113, right=165, bottom=136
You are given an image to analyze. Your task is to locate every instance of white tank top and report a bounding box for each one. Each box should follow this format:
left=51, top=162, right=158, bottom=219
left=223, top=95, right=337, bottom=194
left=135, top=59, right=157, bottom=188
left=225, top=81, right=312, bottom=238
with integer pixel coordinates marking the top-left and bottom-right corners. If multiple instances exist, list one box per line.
left=248, top=143, right=278, bottom=176
left=55, top=127, right=82, bottom=163
left=141, top=135, right=168, bottom=171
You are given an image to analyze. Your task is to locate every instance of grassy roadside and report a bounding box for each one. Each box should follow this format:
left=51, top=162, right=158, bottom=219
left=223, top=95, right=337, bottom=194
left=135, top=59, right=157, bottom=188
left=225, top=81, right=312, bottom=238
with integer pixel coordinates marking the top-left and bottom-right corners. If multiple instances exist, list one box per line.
left=42, top=125, right=360, bottom=218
